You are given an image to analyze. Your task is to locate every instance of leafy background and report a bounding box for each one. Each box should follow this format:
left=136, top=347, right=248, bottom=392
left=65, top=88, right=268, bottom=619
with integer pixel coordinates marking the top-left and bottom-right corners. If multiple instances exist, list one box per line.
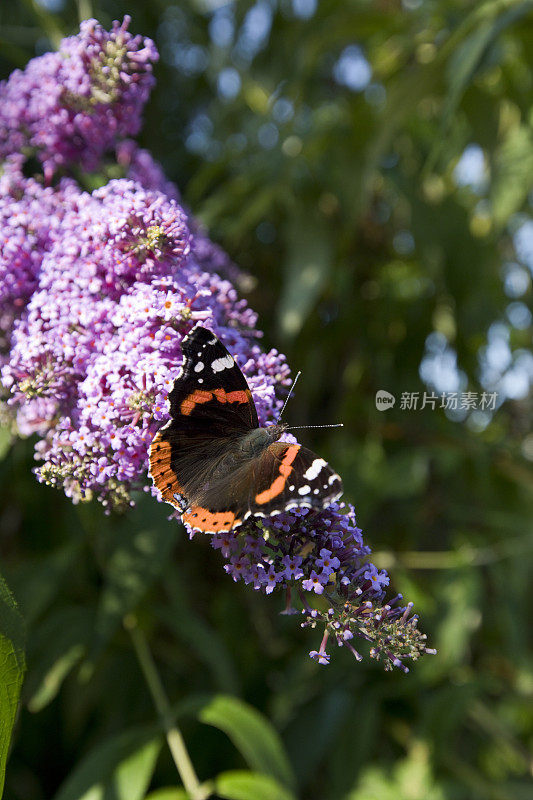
left=1, top=0, right=532, bottom=798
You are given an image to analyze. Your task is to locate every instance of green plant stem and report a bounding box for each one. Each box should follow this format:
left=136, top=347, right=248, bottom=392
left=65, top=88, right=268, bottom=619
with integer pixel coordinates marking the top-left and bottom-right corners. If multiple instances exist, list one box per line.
left=127, top=616, right=204, bottom=800
left=77, top=0, right=93, bottom=24
left=373, top=532, right=533, bottom=570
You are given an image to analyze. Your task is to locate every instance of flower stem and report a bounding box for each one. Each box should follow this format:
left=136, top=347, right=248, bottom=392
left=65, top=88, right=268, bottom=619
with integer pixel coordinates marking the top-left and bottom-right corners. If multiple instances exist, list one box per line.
left=126, top=615, right=204, bottom=799
left=77, top=0, right=94, bottom=25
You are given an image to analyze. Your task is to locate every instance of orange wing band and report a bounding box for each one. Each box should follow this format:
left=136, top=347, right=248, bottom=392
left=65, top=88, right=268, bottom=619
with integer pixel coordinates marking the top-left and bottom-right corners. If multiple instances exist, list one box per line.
left=148, top=433, right=186, bottom=509
left=255, top=444, right=301, bottom=505
left=183, top=506, right=241, bottom=533
left=180, top=390, right=212, bottom=415
left=180, top=388, right=251, bottom=416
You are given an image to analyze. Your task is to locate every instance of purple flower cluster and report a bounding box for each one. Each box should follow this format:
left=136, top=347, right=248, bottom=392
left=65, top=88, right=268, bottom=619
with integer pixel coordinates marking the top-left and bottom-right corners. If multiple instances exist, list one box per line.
left=0, top=16, right=157, bottom=178
left=2, top=176, right=289, bottom=508
left=207, top=503, right=433, bottom=670
left=0, top=158, right=78, bottom=358
left=0, top=17, right=433, bottom=670
left=116, top=140, right=180, bottom=201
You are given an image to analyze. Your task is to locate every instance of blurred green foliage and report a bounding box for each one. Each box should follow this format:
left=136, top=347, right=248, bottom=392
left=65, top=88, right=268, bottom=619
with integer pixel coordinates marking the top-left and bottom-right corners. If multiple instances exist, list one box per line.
left=1, top=0, right=532, bottom=798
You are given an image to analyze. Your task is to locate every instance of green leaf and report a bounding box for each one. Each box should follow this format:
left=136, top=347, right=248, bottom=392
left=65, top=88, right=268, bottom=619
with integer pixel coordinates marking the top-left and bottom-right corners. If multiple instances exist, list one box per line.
left=20, top=0, right=65, bottom=48
left=0, top=425, right=12, bottom=462
left=84, top=499, right=178, bottom=661
left=159, top=576, right=240, bottom=695
left=277, top=210, right=332, bottom=338
left=426, top=1, right=533, bottom=171
left=433, top=569, right=482, bottom=673
left=0, top=573, right=26, bottom=798
left=443, top=21, right=495, bottom=123
left=28, top=643, right=85, bottom=713
left=53, top=725, right=162, bottom=800
left=285, top=688, right=352, bottom=784
left=145, top=790, right=189, bottom=800
left=25, top=606, right=94, bottom=712
left=5, top=540, right=81, bottom=626
left=491, top=123, right=533, bottom=228
left=198, top=695, right=295, bottom=791
left=345, top=741, right=446, bottom=800
left=215, top=771, right=297, bottom=800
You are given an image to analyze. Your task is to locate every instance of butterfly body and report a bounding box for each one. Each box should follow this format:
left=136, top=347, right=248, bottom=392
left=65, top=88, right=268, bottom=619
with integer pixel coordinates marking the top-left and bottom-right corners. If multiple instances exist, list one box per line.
left=149, top=327, right=342, bottom=533
left=239, top=425, right=285, bottom=455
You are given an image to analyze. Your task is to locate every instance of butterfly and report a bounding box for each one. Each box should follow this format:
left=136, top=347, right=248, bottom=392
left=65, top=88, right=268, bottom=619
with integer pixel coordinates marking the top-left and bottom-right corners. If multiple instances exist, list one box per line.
left=148, top=326, right=343, bottom=533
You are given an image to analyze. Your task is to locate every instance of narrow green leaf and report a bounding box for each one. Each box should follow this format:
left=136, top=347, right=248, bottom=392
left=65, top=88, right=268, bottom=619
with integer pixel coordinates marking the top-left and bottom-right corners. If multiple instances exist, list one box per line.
left=215, top=770, right=297, bottom=800
left=53, top=725, right=162, bottom=800
left=84, top=499, right=178, bottom=660
left=0, top=573, right=26, bottom=798
left=24, top=605, right=93, bottom=712
left=345, top=741, right=446, bottom=800
left=145, top=789, right=189, bottom=800
left=277, top=210, right=332, bottom=338
left=199, top=695, right=295, bottom=790
left=491, top=123, right=533, bottom=228
left=28, top=644, right=85, bottom=713
left=0, top=426, right=12, bottom=462
left=5, top=540, right=81, bottom=626
left=114, top=738, right=161, bottom=800
left=443, top=21, right=495, bottom=121
left=285, top=688, right=352, bottom=784
left=434, top=570, right=482, bottom=673
left=426, top=0, right=533, bottom=171
left=159, top=575, right=240, bottom=695
left=21, top=0, right=65, bottom=47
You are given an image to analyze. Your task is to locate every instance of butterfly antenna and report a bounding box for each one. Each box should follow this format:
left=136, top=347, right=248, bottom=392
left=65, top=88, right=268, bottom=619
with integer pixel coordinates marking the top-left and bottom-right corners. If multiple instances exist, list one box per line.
left=277, top=371, right=301, bottom=422
left=285, top=424, right=344, bottom=430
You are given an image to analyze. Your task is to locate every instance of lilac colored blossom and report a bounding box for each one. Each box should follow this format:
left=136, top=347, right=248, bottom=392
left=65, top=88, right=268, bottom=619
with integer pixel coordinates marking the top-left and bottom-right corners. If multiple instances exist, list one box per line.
left=0, top=168, right=47, bottom=348
left=0, top=17, right=158, bottom=177
left=115, top=144, right=245, bottom=287
left=0, top=157, right=82, bottom=359
left=2, top=179, right=290, bottom=507
left=310, top=649, right=331, bottom=665
left=363, top=562, right=390, bottom=590
left=116, top=140, right=180, bottom=200
left=316, top=548, right=340, bottom=575
left=281, top=554, right=304, bottom=580
left=203, top=504, right=434, bottom=670
left=302, top=570, right=326, bottom=594
left=189, top=225, right=246, bottom=287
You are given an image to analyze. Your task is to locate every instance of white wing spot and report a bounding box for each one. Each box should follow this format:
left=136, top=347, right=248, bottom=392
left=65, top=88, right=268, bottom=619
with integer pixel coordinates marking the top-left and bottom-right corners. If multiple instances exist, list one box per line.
left=289, top=485, right=295, bottom=491
left=304, top=458, right=328, bottom=480
left=198, top=378, right=203, bottom=384
left=328, top=474, right=339, bottom=485
left=194, top=361, right=204, bottom=372
left=313, top=488, right=319, bottom=494
left=208, top=337, right=217, bottom=345
left=212, top=354, right=234, bottom=372
left=298, top=485, right=311, bottom=495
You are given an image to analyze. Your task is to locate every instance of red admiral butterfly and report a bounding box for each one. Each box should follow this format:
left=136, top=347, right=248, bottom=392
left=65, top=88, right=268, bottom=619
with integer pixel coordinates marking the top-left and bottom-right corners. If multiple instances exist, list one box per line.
left=149, top=326, right=343, bottom=533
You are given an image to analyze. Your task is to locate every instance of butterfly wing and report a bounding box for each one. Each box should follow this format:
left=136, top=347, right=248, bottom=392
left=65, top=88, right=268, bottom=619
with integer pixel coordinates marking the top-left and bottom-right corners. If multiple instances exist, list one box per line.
left=247, top=442, right=343, bottom=517
left=149, top=326, right=258, bottom=514
left=181, top=441, right=343, bottom=532
left=149, top=326, right=343, bottom=534
left=167, top=326, right=258, bottom=430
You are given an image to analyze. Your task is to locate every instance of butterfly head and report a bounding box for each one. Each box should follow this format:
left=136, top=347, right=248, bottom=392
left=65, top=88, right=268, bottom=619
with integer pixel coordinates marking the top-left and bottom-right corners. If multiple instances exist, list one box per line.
left=264, top=422, right=288, bottom=441
left=239, top=424, right=287, bottom=457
